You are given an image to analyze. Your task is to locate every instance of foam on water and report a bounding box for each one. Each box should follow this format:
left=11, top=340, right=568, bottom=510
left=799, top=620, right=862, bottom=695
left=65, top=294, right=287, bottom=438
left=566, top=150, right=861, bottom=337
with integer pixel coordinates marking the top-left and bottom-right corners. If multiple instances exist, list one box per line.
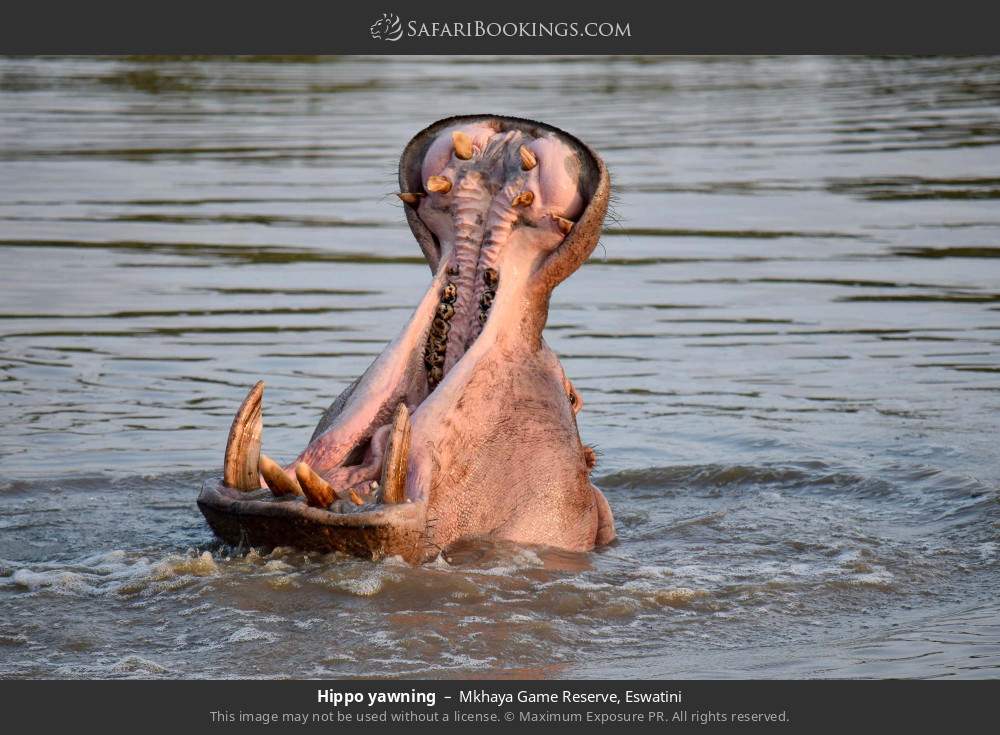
left=227, top=626, right=278, bottom=644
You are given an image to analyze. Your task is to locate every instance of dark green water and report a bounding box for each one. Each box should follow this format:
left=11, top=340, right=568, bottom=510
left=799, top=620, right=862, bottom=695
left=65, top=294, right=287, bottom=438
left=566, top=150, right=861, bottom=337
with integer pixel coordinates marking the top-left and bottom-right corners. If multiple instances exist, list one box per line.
left=0, top=56, right=998, bottom=678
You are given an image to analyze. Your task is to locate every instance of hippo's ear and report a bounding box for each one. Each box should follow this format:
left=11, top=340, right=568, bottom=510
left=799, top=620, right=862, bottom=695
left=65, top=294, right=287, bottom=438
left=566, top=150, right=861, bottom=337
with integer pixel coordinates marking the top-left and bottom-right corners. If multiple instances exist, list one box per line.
left=530, top=140, right=610, bottom=295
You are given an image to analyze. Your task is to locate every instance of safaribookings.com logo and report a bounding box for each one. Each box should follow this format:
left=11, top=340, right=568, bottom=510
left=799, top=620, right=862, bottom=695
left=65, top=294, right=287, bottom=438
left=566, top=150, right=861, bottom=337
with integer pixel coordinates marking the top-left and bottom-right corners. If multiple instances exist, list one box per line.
left=370, top=13, right=404, bottom=41
left=369, top=13, right=631, bottom=42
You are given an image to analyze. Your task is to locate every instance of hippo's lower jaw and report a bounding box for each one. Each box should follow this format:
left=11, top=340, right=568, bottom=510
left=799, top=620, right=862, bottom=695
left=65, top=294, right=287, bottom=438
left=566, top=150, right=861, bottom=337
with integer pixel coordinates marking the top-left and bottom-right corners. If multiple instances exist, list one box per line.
left=197, top=115, right=616, bottom=563
left=198, top=482, right=428, bottom=563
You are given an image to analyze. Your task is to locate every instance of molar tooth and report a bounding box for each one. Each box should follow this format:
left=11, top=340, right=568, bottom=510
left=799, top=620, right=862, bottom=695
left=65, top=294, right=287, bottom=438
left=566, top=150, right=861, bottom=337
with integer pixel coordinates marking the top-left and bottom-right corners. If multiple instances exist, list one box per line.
left=480, top=291, right=493, bottom=309
left=437, top=302, right=455, bottom=321
left=295, top=462, right=336, bottom=508
left=260, top=453, right=302, bottom=497
left=519, top=145, right=537, bottom=170
left=441, top=283, right=458, bottom=303
left=396, top=192, right=424, bottom=205
left=428, top=365, right=443, bottom=384
left=223, top=381, right=263, bottom=491
left=451, top=131, right=474, bottom=160
left=552, top=214, right=575, bottom=235
left=512, top=191, right=534, bottom=207
left=430, top=316, right=450, bottom=338
left=483, top=268, right=499, bottom=288
left=380, top=403, right=411, bottom=504
left=426, top=175, right=452, bottom=194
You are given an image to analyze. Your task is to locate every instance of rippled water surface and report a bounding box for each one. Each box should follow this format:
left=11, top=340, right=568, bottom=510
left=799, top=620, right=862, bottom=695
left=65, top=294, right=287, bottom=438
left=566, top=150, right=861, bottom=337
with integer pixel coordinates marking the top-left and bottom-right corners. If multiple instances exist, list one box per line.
left=1, top=56, right=999, bottom=679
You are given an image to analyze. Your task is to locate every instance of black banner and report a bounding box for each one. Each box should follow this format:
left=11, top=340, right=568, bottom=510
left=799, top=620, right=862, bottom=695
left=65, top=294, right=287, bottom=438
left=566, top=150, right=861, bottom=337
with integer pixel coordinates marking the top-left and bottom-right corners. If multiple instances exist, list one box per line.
left=1, top=680, right=994, bottom=733
left=1, top=0, right=999, bottom=54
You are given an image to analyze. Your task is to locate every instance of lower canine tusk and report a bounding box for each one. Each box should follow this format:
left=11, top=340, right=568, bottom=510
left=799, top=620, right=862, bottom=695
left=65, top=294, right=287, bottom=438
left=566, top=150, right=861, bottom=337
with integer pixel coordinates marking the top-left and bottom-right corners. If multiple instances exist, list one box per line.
left=223, top=381, right=263, bottom=491
left=260, top=454, right=302, bottom=497
left=295, top=462, right=335, bottom=508
left=380, top=402, right=411, bottom=504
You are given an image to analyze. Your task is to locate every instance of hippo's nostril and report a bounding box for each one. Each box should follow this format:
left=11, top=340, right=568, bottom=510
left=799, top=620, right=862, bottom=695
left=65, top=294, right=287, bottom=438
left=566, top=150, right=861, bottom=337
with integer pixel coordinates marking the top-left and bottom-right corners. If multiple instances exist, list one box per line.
left=451, top=130, right=474, bottom=160
left=512, top=191, right=534, bottom=207
left=426, top=175, right=452, bottom=193
left=519, top=145, right=537, bottom=170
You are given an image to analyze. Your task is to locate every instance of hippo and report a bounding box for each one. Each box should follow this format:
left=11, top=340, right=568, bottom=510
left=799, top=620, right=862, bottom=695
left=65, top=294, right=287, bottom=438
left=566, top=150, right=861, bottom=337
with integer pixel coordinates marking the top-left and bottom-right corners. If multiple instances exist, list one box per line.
left=197, top=115, right=616, bottom=563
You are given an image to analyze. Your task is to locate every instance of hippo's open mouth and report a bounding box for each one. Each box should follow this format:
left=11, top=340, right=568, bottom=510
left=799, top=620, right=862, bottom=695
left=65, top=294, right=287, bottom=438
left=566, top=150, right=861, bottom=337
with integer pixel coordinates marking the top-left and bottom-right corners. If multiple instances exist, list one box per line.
left=198, top=115, right=615, bottom=563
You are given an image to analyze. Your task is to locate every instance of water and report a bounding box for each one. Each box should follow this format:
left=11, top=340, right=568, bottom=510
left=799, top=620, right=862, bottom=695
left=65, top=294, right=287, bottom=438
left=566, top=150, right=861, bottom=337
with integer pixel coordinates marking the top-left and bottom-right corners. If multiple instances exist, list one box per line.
left=1, top=55, right=998, bottom=679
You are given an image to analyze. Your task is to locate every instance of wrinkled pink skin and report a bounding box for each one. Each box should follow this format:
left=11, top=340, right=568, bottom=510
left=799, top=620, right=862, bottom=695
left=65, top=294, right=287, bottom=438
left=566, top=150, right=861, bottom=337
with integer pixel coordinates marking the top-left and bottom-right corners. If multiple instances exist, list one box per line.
left=205, top=116, right=615, bottom=561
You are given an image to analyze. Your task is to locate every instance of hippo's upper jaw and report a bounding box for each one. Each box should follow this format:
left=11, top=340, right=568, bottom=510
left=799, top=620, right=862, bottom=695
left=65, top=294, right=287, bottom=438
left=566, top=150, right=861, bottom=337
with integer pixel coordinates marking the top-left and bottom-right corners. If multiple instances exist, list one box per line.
left=198, top=115, right=616, bottom=563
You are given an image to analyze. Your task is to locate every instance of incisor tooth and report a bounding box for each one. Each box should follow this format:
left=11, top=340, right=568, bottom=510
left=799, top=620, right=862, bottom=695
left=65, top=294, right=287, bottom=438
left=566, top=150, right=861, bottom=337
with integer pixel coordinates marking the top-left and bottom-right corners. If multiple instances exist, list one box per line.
left=512, top=191, right=534, bottom=207
left=451, top=131, right=473, bottom=160
left=295, top=462, right=335, bottom=508
left=397, top=192, right=424, bottom=205
left=260, top=454, right=302, bottom=497
left=426, top=175, right=452, bottom=194
left=552, top=214, right=574, bottom=235
left=380, top=403, right=411, bottom=504
left=519, top=145, right=537, bottom=170
left=348, top=489, right=365, bottom=506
